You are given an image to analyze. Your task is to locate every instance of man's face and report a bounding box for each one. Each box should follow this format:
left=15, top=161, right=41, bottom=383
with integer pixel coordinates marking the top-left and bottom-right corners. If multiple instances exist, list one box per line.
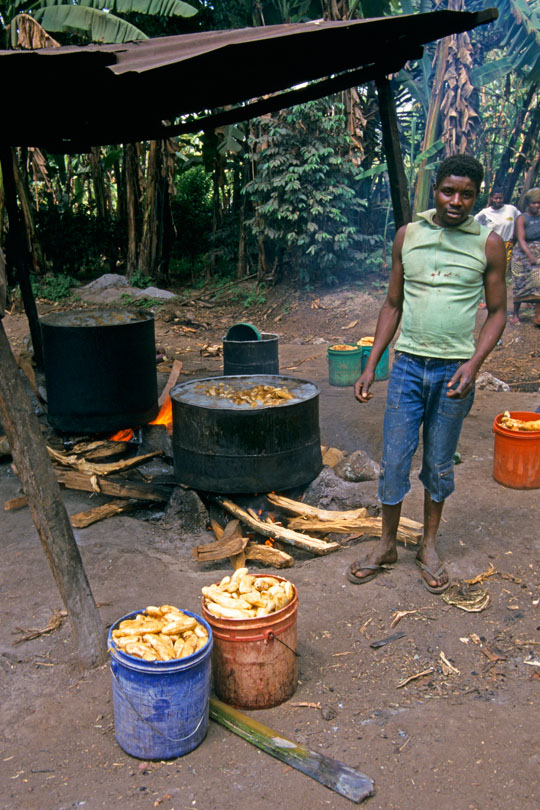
left=433, top=175, right=478, bottom=228
left=490, top=193, right=504, bottom=209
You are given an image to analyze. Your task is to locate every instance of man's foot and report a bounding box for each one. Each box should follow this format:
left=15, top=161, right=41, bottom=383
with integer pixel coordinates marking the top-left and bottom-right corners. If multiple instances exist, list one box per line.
left=347, top=547, right=397, bottom=583
left=415, top=550, right=449, bottom=594
left=509, top=315, right=520, bottom=325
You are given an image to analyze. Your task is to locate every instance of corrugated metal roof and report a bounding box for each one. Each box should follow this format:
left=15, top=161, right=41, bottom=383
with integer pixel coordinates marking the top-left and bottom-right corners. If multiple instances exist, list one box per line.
left=0, top=10, right=497, bottom=151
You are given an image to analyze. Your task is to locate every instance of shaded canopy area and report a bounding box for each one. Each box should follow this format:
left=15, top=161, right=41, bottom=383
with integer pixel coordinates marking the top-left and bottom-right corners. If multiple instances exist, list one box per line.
left=1, top=9, right=497, bottom=151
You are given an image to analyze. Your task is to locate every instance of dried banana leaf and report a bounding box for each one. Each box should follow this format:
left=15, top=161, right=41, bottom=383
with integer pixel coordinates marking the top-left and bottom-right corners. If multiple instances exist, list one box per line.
left=442, top=583, right=490, bottom=612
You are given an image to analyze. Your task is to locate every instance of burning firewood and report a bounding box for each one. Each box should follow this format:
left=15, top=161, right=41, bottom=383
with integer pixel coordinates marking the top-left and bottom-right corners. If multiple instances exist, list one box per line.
left=193, top=519, right=247, bottom=562
left=195, top=520, right=294, bottom=569
left=69, top=439, right=131, bottom=461
left=218, top=498, right=340, bottom=555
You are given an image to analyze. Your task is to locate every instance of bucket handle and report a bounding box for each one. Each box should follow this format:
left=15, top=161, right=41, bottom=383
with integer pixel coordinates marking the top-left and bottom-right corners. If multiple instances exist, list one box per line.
left=111, top=668, right=208, bottom=744
left=210, top=617, right=299, bottom=656
left=267, top=630, right=300, bottom=657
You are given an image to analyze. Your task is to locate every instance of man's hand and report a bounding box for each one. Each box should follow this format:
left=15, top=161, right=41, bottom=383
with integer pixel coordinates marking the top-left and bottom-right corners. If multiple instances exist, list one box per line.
left=446, top=360, right=478, bottom=398
left=354, top=370, right=374, bottom=403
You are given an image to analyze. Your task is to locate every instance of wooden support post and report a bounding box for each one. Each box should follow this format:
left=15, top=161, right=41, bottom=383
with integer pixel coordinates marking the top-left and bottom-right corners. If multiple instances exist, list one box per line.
left=0, top=144, right=44, bottom=369
left=0, top=320, right=106, bottom=668
left=375, top=75, right=412, bottom=230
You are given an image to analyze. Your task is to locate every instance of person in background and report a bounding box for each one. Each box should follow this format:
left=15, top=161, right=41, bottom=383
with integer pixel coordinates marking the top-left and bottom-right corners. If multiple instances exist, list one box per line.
left=475, top=187, right=520, bottom=309
left=475, top=187, right=520, bottom=244
left=348, top=155, right=507, bottom=594
left=509, top=188, right=540, bottom=325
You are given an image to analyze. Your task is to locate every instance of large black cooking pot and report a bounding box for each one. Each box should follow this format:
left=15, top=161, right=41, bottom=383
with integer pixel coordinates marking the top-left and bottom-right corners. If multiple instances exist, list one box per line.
left=171, top=375, right=322, bottom=493
left=41, top=308, right=158, bottom=433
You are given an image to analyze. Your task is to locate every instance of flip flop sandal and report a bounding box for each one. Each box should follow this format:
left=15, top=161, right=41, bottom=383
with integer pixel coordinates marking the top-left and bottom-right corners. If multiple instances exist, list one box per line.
left=346, top=557, right=385, bottom=585
left=416, top=560, right=450, bottom=594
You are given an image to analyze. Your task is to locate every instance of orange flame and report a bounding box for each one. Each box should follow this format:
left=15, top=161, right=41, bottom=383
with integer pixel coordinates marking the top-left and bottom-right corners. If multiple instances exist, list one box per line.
left=265, top=538, right=275, bottom=547
left=110, top=428, right=134, bottom=442
left=109, top=395, right=173, bottom=442
left=148, top=396, right=173, bottom=433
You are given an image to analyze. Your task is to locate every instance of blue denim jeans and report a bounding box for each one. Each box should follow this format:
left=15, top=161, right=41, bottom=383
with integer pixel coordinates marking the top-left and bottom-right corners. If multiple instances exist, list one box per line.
left=378, top=352, right=474, bottom=505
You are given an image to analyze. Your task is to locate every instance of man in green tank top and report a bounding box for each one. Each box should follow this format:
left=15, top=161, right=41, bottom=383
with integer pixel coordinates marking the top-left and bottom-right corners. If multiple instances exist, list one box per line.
left=347, top=155, right=507, bottom=593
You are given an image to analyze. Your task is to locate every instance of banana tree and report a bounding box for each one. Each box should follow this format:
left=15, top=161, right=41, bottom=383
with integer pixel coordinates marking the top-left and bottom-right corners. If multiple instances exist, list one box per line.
left=10, top=0, right=198, bottom=45
left=471, top=0, right=540, bottom=199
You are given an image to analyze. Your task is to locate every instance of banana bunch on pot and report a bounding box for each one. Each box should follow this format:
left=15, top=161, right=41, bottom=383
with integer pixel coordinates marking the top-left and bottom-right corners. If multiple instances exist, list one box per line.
left=202, top=568, right=294, bottom=620
left=110, top=604, right=209, bottom=661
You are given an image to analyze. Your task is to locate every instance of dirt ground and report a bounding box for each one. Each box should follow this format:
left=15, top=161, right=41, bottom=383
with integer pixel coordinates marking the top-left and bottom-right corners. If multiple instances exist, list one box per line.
left=1, top=280, right=539, bottom=810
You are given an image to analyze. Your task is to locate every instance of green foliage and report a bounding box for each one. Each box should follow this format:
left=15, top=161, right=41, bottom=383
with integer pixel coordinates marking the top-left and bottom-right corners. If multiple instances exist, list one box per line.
left=170, top=166, right=213, bottom=278
left=119, top=293, right=163, bottom=310
left=31, top=0, right=197, bottom=43
left=34, top=208, right=123, bottom=276
left=129, top=269, right=152, bottom=288
left=31, top=273, right=77, bottom=301
left=244, top=99, right=368, bottom=286
left=242, top=283, right=266, bottom=309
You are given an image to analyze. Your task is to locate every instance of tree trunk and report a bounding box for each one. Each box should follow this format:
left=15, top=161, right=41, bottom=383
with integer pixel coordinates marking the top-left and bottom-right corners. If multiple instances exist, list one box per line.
left=125, top=143, right=140, bottom=277
left=494, top=83, right=537, bottom=194
left=1, top=146, right=44, bottom=369
left=11, top=148, right=48, bottom=274
left=0, top=321, right=106, bottom=668
left=89, top=147, right=108, bottom=221
left=414, top=36, right=449, bottom=214
left=138, top=140, right=162, bottom=278
left=519, top=146, right=540, bottom=208
left=504, top=102, right=540, bottom=202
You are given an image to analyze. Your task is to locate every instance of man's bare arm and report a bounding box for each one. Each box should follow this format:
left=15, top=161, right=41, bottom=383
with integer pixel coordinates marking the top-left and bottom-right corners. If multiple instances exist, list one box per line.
left=447, top=231, right=507, bottom=398
left=354, top=226, right=406, bottom=403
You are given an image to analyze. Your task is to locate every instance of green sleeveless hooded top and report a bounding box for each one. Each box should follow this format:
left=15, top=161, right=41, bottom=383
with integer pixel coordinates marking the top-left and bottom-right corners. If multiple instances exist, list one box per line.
left=394, top=209, right=490, bottom=359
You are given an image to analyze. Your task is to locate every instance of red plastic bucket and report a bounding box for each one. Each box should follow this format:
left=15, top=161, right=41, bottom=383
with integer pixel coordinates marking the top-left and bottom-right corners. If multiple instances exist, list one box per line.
left=492, top=411, right=540, bottom=489
left=201, top=575, right=298, bottom=709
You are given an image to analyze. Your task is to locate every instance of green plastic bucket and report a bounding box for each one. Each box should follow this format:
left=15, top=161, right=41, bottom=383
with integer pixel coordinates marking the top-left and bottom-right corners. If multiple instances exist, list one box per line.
left=327, top=344, right=363, bottom=387
left=360, top=346, right=390, bottom=381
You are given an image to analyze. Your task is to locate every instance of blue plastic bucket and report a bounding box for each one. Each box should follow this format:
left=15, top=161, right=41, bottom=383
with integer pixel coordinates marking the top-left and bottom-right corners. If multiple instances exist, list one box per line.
left=360, top=346, right=390, bottom=381
left=108, top=609, right=213, bottom=760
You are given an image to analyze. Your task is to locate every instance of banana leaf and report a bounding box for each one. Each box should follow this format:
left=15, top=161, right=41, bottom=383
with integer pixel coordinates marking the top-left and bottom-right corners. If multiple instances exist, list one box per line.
left=34, top=5, right=148, bottom=42
left=38, top=0, right=197, bottom=16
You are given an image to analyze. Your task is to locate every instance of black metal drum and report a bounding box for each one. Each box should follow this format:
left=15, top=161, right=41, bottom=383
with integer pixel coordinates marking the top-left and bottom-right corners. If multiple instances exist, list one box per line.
left=41, top=308, right=158, bottom=433
left=171, top=375, right=322, bottom=493
left=222, top=332, right=279, bottom=376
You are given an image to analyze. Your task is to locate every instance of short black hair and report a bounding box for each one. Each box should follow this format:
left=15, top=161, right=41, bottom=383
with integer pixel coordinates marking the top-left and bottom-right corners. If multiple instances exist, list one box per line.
left=435, top=155, right=484, bottom=193
left=490, top=186, right=504, bottom=196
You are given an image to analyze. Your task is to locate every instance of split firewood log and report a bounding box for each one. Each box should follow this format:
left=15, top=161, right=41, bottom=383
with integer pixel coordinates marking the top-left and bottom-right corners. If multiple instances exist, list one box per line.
left=47, top=445, right=163, bottom=476
left=70, top=499, right=141, bottom=528
left=193, top=519, right=247, bottom=562
left=267, top=492, right=368, bottom=521
left=54, top=469, right=172, bottom=502
left=267, top=493, right=422, bottom=545
left=244, top=542, right=294, bottom=569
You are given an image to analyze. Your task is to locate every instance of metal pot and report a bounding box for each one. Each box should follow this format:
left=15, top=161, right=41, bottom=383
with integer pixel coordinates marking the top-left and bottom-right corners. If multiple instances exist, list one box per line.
left=41, top=308, right=158, bottom=433
left=171, top=375, right=322, bottom=493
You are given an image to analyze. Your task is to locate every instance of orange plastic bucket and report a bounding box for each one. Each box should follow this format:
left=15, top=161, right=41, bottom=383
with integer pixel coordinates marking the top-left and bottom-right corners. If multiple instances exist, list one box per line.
left=492, top=411, right=540, bottom=489
left=201, top=575, right=298, bottom=709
